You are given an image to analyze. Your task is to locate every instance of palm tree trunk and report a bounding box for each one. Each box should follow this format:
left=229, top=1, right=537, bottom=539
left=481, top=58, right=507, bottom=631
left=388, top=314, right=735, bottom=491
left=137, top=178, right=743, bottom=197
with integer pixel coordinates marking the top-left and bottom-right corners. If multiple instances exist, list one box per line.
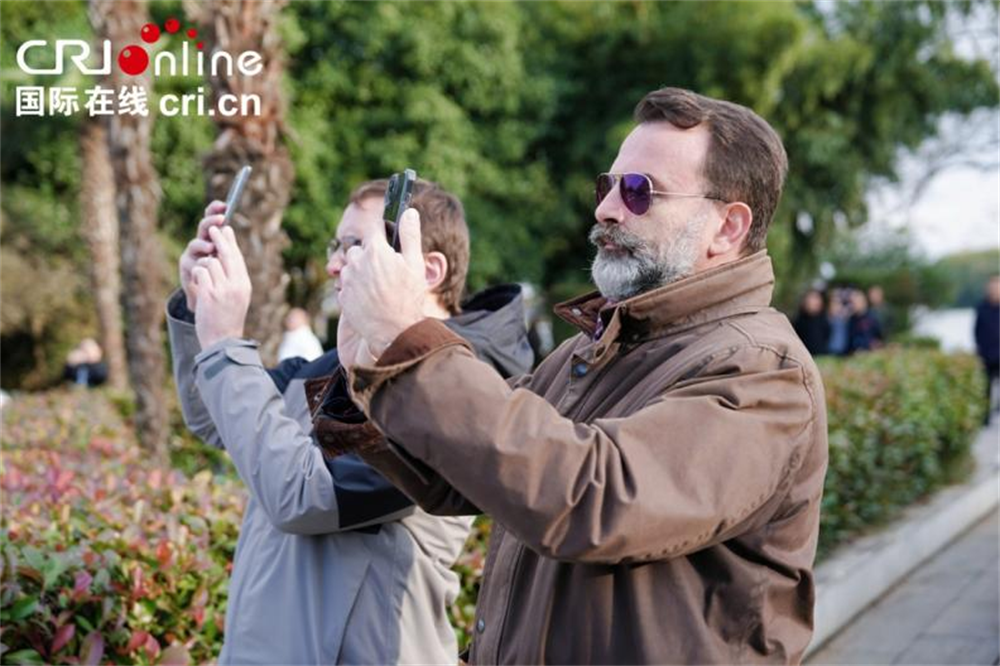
left=79, top=118, right=128, bottom=391
left=89, top=0, right=169, bottom=461
left=187, top=0, right=295, bottom=364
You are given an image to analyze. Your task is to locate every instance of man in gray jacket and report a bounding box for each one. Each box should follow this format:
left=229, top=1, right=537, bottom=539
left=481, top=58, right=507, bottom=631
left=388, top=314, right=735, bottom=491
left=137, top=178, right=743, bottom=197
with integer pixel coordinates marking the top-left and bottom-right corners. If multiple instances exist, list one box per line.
left=168, top=179, right=533, bottom=664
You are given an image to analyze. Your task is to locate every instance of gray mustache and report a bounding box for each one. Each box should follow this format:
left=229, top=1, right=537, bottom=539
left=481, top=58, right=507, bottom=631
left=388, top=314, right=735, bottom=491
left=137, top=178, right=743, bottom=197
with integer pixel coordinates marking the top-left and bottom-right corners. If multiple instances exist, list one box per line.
left=589, top=224, right=645, bottom=253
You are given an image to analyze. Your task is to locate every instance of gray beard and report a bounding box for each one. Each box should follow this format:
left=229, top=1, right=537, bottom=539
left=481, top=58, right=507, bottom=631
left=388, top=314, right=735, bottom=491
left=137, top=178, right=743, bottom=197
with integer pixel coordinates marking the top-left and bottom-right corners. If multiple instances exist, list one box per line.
left=589, top=220, right=703, bottom=301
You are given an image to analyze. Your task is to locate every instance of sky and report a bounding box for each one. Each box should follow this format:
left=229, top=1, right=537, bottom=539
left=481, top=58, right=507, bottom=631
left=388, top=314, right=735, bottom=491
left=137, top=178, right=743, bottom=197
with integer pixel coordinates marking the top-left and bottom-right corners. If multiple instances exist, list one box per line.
left=867, top=163, right=1000, bottom=260
left=862, top=4, right=999, bottom=261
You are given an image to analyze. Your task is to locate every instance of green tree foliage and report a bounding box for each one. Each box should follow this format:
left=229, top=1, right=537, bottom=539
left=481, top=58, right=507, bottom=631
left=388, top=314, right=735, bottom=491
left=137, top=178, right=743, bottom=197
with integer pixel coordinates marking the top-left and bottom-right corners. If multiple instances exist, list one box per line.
left=280, top=1, right=559, bottom=296
left=1, top=2, right=93, bottom=388
left=2, top=0, right=998, bottom=385
left=512, top=1, right=999, bottom=304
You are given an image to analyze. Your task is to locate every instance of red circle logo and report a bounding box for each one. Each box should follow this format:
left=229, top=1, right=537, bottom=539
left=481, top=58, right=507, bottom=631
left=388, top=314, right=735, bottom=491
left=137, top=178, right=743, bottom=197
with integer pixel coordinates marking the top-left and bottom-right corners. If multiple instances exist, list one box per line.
left=118, top=45, right=149, bottom=75
left=165, top=18, right=181, bottom=34
left=140, top=23, right=160, bottom=43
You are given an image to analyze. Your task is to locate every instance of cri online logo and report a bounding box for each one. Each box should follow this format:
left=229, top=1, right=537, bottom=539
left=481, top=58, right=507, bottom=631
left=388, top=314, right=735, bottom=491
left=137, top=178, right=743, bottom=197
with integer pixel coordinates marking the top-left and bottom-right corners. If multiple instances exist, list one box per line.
left=17, top=17, right=262, bottom=78
left=121, top=18, right=201, bottom=75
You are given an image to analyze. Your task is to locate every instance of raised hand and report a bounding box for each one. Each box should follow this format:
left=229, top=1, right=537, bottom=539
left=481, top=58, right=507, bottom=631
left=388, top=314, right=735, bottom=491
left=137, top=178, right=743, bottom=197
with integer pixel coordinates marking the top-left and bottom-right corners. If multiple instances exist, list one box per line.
left=179, top=200, right=227, bottom=311
left=190, top=225, right=253, bottom=349
left=336, top=208, right=426, bottom=364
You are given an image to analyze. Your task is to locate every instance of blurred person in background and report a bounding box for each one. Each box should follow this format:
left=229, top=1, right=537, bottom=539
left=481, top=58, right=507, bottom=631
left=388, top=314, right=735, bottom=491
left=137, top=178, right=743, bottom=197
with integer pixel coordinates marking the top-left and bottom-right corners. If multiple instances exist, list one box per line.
left=974, top=275, right=1000, bottom=425
left=167, top=179, right=533, bottom=664
left=847, top=289, right=883, bottom=354
left=277, top=307, right=324, bottom=361
left=827, top=290, right=851, bottom=356
left=63, top=338, right=108, bottom=387
left=793, top=288, right=831, bottom=356
left=867, top=284, right=890, bottom=337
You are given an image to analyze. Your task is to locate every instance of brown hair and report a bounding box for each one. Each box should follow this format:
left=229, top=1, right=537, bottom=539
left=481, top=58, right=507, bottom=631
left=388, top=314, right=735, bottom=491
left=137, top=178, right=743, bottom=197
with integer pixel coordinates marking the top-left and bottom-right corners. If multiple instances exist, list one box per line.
left=634, top=87, right=788, bottom=254
left=348, top=178, right=470, bottom=314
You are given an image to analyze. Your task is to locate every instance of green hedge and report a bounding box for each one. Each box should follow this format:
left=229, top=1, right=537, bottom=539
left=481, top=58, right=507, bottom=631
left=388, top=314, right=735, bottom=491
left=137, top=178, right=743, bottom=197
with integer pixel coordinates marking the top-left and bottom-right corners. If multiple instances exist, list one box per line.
left=0, top=348, right=987, bottom=661
left=1, top=389, right=243, bottom=665
left=816, top=347, right=985, bottom=557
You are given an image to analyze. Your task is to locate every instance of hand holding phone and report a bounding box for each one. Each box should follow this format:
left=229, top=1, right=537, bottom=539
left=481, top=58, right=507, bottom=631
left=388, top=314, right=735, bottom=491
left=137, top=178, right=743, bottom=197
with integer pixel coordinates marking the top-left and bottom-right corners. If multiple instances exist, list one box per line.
left=224, top=165, right=252, bottom=225
left=382, top=168, right=416, bottom=251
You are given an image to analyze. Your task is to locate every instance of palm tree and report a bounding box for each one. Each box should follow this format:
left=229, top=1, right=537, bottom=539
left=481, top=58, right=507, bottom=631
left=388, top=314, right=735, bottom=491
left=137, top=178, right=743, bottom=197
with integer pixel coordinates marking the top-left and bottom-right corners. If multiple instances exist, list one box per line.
left=89, top=0, right=169, bottom=460
left=186, top=0, right=295, bottom=362
left=79, top=118, right=128, bottom=391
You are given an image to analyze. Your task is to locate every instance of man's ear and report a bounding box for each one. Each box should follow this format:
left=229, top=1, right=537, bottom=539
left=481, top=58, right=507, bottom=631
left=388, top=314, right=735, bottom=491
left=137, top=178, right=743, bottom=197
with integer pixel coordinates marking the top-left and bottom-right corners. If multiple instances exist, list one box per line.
left=423, top=251, right=449, bottom=291
left=707, top=202, right=753, bottom=258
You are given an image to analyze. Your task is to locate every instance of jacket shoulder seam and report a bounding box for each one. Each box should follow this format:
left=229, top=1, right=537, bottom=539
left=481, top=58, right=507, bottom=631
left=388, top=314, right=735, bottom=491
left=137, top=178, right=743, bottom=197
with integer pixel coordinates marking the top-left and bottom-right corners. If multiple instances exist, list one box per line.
left=690, top=325, right=823, bottom=524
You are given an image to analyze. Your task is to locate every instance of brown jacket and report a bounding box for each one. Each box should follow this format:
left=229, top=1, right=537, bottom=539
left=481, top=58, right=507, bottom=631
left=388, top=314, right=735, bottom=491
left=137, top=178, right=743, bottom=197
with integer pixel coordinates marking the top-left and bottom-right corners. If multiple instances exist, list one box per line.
left=342, top=252, right=828, bottom=664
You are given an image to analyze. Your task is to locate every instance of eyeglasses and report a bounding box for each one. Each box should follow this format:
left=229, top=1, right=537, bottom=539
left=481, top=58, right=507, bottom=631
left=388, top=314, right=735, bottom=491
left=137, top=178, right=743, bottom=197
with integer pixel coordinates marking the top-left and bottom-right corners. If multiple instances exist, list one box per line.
left=326, top=236, right=362, bottom=261
left=325, top=221, right=399, bottom=261
left=595, top=172, right=726, bottom=216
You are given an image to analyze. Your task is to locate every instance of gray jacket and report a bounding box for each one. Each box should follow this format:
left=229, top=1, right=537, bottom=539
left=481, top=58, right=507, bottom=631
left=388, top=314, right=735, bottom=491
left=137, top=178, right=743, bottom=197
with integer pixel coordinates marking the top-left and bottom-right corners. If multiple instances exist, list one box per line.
left=167, top=285, right=533, bottom=665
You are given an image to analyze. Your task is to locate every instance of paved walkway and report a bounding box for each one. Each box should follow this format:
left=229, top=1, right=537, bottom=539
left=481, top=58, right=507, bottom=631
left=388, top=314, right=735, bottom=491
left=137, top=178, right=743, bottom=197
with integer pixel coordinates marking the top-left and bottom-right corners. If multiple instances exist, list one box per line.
left=807, top=509, right=999, bottom=665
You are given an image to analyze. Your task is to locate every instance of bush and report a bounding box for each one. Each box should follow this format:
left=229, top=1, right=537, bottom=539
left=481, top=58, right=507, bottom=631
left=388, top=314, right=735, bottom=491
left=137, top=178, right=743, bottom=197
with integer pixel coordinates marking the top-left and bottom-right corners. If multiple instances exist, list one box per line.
left=892, top=333, right=942, bottom=350
left=1, top=389, right=244, bottom=665
left=816, top=347, right=986, bottom=557
left=1, top=348, right=987, bottom=659
left=450, top=517, right=491, bottom=649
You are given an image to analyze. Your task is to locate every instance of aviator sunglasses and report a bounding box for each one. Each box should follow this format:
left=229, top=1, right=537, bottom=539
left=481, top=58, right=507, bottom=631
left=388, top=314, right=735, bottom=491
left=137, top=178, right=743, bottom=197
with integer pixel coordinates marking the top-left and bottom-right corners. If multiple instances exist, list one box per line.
left=595, top=172, right=726, bottom=216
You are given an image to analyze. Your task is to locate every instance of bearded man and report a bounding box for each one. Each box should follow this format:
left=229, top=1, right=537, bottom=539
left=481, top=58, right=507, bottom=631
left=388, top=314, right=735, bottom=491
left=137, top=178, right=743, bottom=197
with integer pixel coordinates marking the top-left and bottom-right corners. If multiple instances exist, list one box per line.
left=319, top=88, right=827, bottom=663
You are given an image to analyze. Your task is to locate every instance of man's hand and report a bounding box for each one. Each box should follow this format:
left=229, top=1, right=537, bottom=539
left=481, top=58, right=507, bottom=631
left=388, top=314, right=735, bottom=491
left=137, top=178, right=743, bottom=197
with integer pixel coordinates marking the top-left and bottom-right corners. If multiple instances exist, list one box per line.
left=179, top=200, right=227, bottom=311
left=337, top=208, right=426, bottom=367
left=191, top=225, right=252, bottom=349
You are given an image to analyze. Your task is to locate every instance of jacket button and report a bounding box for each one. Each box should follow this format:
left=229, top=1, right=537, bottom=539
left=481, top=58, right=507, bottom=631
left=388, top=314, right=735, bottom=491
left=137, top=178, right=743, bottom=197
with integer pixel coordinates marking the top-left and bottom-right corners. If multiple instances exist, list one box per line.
left=572, top=362, right=588, bottom=378
left=477, top=618, right=486, bottom=633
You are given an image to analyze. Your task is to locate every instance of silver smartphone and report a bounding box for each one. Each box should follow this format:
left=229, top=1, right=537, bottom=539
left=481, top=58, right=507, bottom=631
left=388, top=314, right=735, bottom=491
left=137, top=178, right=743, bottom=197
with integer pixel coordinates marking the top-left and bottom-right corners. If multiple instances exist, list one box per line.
left=223, top=166, right=252, bottom=224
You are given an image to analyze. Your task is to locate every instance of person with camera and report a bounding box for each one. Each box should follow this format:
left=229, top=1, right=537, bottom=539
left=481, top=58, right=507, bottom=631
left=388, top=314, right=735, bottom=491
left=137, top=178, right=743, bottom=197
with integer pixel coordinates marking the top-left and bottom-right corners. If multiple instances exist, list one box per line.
left=330, top=88, right=829, bottom=663
left=166, top=179, right=532, bottom=664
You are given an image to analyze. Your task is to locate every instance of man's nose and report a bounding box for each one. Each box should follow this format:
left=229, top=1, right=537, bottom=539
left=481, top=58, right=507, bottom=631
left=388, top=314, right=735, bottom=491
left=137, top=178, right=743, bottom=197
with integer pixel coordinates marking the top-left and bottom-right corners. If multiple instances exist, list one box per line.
left=326, top=254, right=343, bottom=278
left=594, top=184, right=626, bottom=225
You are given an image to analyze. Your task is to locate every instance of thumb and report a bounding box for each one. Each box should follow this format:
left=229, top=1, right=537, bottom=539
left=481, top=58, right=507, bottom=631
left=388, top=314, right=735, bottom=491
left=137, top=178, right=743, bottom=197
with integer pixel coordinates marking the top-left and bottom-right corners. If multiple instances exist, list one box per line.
left=398, top=208, right=424, bottom=274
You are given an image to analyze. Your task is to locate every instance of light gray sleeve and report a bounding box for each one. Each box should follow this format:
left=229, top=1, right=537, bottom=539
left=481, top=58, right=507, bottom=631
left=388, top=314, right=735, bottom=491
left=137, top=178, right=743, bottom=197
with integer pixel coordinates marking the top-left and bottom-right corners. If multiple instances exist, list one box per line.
left=166, top=290, right=225, bottom=450
left=191, top=337, right=414, bottom=535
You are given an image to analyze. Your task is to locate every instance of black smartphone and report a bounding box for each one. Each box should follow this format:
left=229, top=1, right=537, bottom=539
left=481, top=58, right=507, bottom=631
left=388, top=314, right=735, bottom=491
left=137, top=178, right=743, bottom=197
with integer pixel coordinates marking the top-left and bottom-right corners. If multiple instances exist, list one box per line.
left=383, top=168, right=416, bottom=251
left=224, top=165, right=252, bottom=225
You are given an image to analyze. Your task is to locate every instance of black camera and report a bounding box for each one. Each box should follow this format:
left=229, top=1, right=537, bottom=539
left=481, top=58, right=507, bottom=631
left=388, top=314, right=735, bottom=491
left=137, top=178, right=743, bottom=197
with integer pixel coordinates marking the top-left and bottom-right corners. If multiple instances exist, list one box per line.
left=383, top=169, right=416, bottom=251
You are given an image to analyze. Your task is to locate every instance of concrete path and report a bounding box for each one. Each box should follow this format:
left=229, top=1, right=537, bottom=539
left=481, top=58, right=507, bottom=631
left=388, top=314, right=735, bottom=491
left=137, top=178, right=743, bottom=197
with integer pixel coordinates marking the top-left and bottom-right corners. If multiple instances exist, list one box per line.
left=807, top=509, right=999, bottom=665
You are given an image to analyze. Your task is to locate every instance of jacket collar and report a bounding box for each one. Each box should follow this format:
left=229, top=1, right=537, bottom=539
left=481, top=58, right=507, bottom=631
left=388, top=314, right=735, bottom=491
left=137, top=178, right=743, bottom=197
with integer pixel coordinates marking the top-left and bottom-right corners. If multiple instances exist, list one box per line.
left=554, top=251, right=775, bottom=344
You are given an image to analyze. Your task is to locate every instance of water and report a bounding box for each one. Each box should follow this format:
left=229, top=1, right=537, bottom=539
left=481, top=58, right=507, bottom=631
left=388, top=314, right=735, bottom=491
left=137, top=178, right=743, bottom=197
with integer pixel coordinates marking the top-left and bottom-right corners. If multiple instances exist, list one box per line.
left=911, top=307, right=977, bottom=354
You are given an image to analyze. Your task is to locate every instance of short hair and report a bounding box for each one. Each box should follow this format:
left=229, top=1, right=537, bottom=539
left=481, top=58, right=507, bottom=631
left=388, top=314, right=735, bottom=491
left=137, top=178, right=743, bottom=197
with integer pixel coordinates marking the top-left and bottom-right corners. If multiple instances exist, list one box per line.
left=348, top=178, right=470, bottom=314
left=634, top=87, right=788, bottom=254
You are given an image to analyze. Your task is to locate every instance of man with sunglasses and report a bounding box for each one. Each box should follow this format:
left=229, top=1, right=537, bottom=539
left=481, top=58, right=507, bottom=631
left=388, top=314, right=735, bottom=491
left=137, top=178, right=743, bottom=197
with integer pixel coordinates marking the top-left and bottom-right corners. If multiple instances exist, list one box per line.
left=166, top=178, right=533, bottom=664
left=331, top=87, right=829, bottom=664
